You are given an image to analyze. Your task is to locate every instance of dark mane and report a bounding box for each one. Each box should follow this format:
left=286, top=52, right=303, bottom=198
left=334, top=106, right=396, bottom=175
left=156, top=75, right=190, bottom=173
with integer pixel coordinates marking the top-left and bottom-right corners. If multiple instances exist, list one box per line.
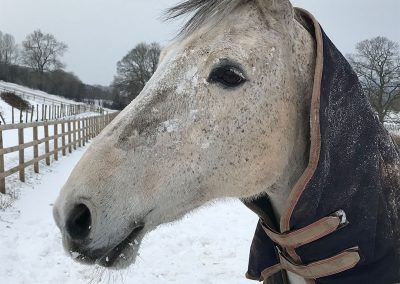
left=164, top=0, right=244, bottom=37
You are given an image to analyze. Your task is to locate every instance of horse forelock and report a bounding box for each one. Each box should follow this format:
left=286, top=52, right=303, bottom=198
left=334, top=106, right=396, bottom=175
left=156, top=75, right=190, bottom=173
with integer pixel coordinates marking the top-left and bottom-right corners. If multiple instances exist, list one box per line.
left=164, top=0, right=245, bottom=38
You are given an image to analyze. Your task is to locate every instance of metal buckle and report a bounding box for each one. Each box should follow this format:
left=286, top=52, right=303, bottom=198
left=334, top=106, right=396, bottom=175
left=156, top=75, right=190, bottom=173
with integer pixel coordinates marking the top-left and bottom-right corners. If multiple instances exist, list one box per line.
left=332, top=209, right=349, bottom=228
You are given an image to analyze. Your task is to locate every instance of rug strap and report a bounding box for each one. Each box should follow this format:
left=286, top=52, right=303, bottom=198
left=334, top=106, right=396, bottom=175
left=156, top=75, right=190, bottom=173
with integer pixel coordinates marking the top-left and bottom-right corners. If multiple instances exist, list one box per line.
left=261, top=210, right=347, bottom=249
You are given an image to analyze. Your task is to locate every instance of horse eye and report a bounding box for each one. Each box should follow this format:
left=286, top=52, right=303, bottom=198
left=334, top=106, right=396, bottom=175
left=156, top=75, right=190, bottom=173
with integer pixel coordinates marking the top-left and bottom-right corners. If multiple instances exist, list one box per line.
left=208, top=66, right=247, bottom=88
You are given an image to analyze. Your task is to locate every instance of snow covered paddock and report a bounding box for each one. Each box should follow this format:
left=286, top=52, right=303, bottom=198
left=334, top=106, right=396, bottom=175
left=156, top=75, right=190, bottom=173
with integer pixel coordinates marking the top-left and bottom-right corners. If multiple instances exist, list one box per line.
left=0, top=145, right=258, bottom=284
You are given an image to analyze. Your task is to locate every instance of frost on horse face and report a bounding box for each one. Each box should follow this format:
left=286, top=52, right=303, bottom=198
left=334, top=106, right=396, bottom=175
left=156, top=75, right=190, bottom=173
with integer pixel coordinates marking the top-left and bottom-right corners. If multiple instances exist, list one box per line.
left=53, top=1, right=400, bottom=284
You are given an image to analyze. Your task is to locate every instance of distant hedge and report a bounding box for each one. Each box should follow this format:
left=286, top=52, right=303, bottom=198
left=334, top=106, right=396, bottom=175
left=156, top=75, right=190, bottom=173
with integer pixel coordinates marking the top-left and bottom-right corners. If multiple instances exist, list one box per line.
left=0, top=92, right=31, bottom=111
left=0, top=63, right=113, bottom=106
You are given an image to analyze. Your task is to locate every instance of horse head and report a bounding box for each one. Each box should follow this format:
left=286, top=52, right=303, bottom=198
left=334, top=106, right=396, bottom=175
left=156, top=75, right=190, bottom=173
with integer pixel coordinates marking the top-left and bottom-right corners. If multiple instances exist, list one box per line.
left=53, top=0, right=315, bottom=272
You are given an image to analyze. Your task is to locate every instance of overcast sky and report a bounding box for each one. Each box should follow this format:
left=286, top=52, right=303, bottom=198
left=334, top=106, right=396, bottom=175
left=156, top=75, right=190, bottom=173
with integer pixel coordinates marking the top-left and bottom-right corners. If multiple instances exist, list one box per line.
left=0, top=0, right=399, bottom=86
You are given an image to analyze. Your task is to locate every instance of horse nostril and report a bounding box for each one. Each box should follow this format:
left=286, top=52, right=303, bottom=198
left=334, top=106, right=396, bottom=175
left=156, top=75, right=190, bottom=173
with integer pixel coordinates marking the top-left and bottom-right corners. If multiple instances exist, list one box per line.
left=66, top=204, right=92, bottom=241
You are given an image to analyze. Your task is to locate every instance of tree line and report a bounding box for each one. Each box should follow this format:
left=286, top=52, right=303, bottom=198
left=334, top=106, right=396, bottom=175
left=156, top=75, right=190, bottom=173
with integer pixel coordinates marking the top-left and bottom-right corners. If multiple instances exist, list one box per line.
left=0, top=29, right=112, bottom=104
left=0, top=29, right=161, bottom=110
left=1, top=28, right=399, bottom=118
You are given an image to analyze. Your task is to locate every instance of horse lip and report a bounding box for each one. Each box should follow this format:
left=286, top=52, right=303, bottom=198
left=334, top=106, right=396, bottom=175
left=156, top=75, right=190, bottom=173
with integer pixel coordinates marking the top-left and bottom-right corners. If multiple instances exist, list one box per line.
left=96, top=223, right=145, bottom=267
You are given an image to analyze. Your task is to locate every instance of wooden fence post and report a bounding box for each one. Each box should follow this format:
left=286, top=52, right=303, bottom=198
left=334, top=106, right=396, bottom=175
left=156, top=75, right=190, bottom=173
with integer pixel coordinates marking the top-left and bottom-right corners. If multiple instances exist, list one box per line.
left=18, top=128, right=25, bottom=182
left=82, top=119, right=86, bottom=146
left=97, top=116, right=100, bottom=135
left=0, top=112, right=5, bottom=125
left=54, top=123, right=59, bottom=161
left=68, top=121, right=72, bottom=154
left=84, top=118, right=88, bottom=143
left=78, top=120, right=82, bottom=147
left=73, top=120, right=77, bottom=150
left=92, top=117, right=95, bottom=138
left=31, top=106, right=34, bottom=122
left=33, top=125, right=39, bottom=173
left=90, top=117, right=93, bottom=138
left=0, top=130, right=5, bottom=194
left=44, top=124, right=50, bottom=166
left=94, top=117, right=97, bottom=137
left=62, top=122, right=66, bottom=156
left=87, top=118, right=91, bottom=141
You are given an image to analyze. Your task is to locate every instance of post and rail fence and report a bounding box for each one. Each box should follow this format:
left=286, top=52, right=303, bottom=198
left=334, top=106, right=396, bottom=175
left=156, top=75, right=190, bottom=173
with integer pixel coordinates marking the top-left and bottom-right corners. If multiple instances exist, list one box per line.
left=0, top=112, right=119, bottom=194
left=0, top=86, right=105, bottom=125
left=5, top=103, right=106, bottom=125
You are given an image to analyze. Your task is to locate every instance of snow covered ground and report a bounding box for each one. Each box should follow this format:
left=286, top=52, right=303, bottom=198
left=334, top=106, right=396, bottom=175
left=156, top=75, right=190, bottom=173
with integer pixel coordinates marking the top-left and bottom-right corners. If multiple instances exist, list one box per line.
left=385, top=112, right=400, bottom=137
left=0, top=81, right=117, bottom=191
left=0, top=144, right=258, bottom=284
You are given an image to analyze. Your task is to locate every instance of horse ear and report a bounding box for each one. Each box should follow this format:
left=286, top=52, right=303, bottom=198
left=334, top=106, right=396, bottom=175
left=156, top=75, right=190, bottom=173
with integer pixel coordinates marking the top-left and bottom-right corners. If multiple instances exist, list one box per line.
left=256, top=0, right=294, bottom=25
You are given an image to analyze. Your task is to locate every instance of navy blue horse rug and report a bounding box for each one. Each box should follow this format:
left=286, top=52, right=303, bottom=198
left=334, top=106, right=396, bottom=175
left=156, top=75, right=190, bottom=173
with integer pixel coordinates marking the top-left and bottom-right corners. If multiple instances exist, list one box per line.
left=244, top=8, right=400, bottom=284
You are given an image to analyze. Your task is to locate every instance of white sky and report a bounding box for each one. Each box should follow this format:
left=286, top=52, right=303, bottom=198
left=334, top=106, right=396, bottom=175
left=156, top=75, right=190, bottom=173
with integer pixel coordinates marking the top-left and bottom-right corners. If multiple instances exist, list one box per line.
left=0, top=0, right=399, bottom=86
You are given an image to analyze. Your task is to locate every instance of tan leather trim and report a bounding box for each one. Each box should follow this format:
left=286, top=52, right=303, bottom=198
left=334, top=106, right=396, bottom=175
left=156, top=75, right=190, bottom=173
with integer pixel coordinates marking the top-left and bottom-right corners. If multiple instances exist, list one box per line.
left=280, top=7, right=324, bottom=236
left=262, top=216, right=341, bottom=249
left=245, top=271, right=263, bottom=281
left=260, top=264, right=283, bottom=282
left=279, top=247, right=361, bottom=279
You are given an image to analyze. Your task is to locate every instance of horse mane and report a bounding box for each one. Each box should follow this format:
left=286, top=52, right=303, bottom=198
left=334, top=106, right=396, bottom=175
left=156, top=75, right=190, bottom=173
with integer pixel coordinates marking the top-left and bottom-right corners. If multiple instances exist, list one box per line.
left=164, top=0, right=244, bottom=37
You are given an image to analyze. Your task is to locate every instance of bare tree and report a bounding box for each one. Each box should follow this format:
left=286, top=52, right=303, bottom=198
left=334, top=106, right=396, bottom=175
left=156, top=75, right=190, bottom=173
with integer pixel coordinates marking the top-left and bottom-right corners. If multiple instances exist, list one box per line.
left=21, top=29, right=68, bottom=74
left=0, top=31, right=19, bottom=81
left=348, top=37, right=400, bottom=123
left=0, top=32, right=19, bottom=66
left=113, top=42, right=161, bottom=100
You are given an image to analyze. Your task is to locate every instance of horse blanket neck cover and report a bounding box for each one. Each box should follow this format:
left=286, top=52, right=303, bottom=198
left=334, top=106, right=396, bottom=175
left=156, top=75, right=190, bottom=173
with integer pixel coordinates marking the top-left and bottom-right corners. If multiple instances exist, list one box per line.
left=244, top=8, right=400, bottom=284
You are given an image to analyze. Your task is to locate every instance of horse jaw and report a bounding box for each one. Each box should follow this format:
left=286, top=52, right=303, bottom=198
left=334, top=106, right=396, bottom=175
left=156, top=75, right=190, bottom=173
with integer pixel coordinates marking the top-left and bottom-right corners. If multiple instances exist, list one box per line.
left=53, top=0, right=315, bottom=272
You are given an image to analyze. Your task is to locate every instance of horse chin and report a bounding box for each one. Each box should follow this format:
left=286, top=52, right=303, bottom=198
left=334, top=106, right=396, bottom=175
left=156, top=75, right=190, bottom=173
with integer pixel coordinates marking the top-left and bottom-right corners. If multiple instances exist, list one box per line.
left=95, top=225, right=146, bottom=270
left=65, top=224, right=146, bottom=270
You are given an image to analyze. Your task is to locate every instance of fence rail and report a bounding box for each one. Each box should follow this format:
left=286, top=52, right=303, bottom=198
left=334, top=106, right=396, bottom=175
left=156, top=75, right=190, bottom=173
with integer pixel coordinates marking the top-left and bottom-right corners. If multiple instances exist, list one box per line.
left=0, top=112, right=119, bottom=194
left=5, top=103, right=106, bottom=125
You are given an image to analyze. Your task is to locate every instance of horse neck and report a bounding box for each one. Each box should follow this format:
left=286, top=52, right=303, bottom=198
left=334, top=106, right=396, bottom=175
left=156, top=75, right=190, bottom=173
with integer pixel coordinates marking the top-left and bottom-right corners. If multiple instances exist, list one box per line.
left=266, top=19, right=316, bottom=222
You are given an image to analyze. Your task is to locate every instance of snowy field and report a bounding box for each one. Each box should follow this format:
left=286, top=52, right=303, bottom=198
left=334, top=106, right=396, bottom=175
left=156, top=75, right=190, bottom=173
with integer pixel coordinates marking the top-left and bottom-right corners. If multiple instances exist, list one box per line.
left=0, top=145, right=258, bottom=284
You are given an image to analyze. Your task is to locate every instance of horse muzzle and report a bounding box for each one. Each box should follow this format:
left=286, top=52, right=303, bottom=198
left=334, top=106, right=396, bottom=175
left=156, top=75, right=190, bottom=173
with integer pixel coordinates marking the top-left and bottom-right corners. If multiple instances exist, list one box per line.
left=53, top=198, right=146, bottom=269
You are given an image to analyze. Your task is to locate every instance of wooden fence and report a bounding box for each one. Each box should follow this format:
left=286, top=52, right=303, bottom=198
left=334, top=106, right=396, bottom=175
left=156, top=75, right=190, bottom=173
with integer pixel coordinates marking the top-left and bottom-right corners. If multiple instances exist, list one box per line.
left=6, top=103, right=105, bottom=125
left=0, top=88, right=105, bottom=125
left=0, top=112, right=119, bottom=194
